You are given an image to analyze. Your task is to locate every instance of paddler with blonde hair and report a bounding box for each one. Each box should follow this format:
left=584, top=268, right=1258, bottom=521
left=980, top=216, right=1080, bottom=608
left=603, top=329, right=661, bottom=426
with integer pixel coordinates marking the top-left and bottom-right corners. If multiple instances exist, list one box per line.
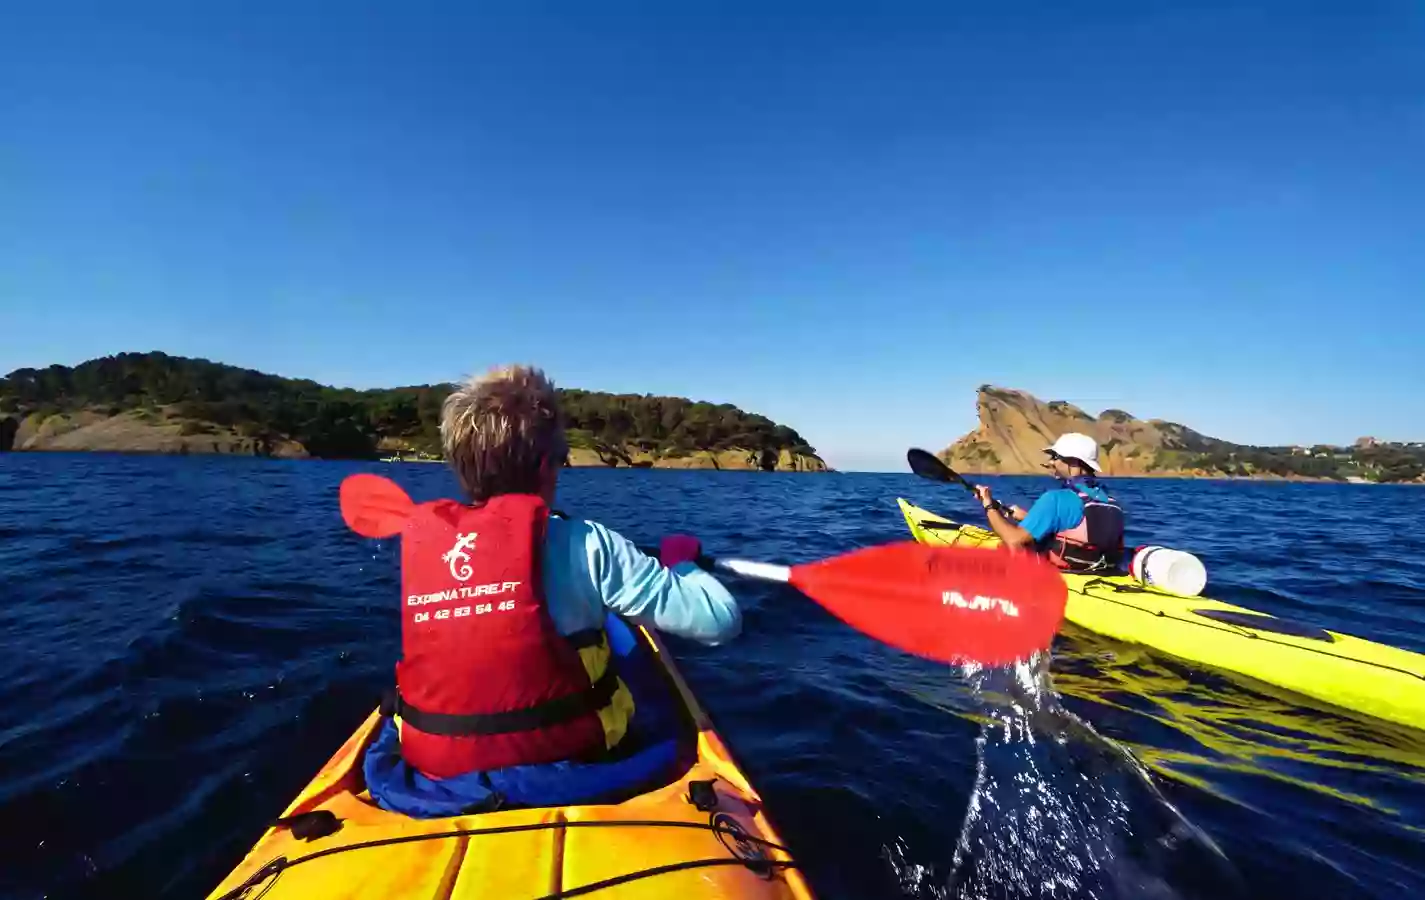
left=382, top=364, right=741, bottom=786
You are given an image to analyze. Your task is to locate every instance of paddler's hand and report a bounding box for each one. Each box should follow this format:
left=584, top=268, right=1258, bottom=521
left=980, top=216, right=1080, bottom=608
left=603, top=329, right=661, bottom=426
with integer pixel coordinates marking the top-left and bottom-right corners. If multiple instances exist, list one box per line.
left=1008, top=505, right=1027, bottom=521
left=659, top=534, right=702, bottom=568
left=973, top=485, right=996, bottom=512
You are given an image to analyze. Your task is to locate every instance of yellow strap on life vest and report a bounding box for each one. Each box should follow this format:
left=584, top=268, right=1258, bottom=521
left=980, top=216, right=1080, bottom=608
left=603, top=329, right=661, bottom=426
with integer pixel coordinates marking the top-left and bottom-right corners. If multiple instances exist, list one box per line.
left=575, top=635, right=635, bottom=750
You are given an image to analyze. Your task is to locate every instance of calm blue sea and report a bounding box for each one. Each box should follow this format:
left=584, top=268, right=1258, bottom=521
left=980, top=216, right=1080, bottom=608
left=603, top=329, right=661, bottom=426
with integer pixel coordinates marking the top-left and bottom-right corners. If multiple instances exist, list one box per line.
left=2, top=455, right=1424, bottom=899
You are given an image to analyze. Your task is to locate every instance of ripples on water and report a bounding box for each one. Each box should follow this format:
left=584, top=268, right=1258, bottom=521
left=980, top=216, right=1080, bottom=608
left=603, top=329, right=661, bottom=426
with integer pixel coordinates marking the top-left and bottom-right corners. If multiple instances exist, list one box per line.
left=1, top=456, right=1424, bottom=899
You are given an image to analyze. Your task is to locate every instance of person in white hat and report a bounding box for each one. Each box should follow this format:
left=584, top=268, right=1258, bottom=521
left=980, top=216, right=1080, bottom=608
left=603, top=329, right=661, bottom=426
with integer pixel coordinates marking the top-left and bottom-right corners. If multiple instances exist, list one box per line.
left=972, top=432, right=1126, bottom=572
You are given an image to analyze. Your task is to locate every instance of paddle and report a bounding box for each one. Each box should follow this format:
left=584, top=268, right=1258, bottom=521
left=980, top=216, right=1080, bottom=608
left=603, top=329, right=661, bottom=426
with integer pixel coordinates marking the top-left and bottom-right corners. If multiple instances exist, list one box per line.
left=339, top=472, right=417, bottom=538
left=339, top=473, right=1067, bottom=666
left=654, top=541, right=1066, bottom=666
left=907, top=447, right=1015, bottom=516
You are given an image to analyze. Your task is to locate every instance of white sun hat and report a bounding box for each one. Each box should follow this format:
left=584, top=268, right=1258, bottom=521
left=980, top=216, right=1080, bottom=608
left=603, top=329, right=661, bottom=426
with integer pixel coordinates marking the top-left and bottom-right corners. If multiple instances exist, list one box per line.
left=1045, top=432, right=1102, bottom=472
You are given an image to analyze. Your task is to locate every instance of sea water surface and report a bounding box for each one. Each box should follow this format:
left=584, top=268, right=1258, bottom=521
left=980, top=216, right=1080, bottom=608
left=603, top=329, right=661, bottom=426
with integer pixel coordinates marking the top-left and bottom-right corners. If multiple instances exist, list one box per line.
left=2, top=455, right=1424, bottom=899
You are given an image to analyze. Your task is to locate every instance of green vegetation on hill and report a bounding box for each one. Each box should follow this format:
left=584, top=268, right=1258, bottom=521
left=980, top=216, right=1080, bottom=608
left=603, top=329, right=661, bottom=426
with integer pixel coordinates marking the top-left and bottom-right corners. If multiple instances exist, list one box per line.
left=1356, top=445, right=1425, bottom=483
left=0, top=352, right=821, bottom=466
left=1148, top=443, right=1425, bottom=483
left=560, top=389, right=816, bottom=467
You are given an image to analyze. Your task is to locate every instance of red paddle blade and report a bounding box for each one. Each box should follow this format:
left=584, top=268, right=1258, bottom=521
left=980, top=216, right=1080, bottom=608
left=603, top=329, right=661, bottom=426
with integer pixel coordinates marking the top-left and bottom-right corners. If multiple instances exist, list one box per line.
left=339, top=474, right=416, bottom=538
left=787, top=542, right=1067, bottom=667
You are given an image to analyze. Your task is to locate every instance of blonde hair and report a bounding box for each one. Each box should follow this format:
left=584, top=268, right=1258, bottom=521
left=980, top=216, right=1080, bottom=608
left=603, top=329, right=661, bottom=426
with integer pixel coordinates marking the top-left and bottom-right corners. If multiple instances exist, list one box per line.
left=441, top=365, right=566, bottom=501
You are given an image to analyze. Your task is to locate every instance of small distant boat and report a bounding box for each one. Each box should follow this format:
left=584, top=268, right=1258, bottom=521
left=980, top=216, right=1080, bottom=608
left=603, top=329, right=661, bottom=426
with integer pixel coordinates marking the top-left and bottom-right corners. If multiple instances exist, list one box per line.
left=380, top=453, right=442, bottom=464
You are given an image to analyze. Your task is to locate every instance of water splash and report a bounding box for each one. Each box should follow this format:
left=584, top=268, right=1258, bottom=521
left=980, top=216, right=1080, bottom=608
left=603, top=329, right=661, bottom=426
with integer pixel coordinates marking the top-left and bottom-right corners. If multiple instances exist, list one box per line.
left=941, top=654, right=1245, bottom=900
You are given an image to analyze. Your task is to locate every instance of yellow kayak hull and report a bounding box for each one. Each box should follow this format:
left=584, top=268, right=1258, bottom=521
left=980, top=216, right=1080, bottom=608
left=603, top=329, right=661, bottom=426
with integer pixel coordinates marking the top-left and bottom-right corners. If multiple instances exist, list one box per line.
left=897, top=498, right=1425, bottom=731
left=207, top=625, right=814, bottom=900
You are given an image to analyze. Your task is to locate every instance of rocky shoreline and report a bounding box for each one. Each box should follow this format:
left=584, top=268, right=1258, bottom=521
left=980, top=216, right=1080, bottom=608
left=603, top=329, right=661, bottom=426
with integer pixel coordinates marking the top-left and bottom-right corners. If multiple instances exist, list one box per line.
left=3, top=408, right=827, bottom=472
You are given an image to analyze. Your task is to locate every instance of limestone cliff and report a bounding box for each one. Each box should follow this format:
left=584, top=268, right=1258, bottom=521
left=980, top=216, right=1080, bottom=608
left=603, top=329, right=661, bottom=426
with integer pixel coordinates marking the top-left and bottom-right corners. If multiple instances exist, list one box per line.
left=943, top=386, right=1221, bottom=476
left=937, top=385, right=1425, bottom=482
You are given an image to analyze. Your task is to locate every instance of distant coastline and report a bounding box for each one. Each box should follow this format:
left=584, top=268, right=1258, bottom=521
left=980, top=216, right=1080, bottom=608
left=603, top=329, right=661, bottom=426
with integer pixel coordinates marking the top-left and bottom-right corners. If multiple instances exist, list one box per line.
left=0, top=352, right=829, bottom=473
left=957, top=469, right=1418, bottom=486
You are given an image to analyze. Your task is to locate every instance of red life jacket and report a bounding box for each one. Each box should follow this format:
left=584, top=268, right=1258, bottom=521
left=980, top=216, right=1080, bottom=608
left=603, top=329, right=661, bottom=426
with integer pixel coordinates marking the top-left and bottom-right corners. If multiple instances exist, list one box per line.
left=1046, top=484, right=1125, bottom=573
left=390, top=493, right=630, bottom=779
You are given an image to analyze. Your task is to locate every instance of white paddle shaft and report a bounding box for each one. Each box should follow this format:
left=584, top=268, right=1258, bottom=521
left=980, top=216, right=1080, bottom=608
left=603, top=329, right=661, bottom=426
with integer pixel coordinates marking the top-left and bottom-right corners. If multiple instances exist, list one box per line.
left=712, top=558, right=792, bottom=583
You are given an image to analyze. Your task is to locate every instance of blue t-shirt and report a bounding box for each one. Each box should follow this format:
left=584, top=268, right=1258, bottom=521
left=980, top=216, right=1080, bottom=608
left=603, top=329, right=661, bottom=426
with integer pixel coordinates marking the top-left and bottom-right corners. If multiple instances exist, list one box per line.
left=1019, top=482, right=1113, bottom=545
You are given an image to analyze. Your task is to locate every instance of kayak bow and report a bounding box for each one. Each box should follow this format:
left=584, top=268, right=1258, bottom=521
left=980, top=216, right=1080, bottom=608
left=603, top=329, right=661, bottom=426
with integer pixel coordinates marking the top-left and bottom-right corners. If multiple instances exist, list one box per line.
left=207, top=621, right=815, bottom=900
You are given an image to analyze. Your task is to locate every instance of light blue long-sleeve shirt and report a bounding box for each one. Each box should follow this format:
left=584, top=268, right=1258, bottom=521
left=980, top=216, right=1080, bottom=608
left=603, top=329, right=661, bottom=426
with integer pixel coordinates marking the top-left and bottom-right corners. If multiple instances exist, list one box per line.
left=540, top=517, right=742, bottom=645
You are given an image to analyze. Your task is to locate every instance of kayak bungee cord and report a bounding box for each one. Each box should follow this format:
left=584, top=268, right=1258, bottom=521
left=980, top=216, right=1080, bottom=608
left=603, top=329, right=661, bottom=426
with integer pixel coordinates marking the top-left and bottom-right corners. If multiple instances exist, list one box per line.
left=212, top=818, right=797, bottom=900
left=531, top=858, right=799, bottom=900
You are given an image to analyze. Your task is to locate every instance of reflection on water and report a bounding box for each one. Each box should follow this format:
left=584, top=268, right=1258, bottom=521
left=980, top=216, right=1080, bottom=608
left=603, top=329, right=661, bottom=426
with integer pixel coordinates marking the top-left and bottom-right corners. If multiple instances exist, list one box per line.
left=885, top=624, right=1425, bottom=899
left=1051, top=625, right=1425, bottom=821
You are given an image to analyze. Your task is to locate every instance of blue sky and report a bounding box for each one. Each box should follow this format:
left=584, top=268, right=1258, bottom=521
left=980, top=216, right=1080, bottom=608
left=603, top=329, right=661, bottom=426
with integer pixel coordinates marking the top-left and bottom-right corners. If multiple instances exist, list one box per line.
left=2, top=1, right=1422, bottom=471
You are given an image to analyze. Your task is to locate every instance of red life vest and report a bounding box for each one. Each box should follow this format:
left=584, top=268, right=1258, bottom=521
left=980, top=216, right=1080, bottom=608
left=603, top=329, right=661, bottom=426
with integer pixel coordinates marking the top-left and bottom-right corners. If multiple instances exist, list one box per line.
left=390, top=493, right=630, bottom=778
left=1046, top=484, right=1125, bottom=573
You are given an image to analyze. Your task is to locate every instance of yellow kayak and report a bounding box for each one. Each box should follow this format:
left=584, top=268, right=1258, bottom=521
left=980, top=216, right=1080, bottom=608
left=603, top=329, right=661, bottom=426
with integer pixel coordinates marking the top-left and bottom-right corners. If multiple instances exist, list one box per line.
left=898, top=498, right=1425, bottom=732
left=207, top=619, right=813, bottom=900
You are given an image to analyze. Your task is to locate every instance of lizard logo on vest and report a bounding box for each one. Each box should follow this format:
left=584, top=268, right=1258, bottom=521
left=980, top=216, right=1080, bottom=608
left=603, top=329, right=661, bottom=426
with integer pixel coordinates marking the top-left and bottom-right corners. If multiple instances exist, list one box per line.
left=442, top=532, right=478, bottom=581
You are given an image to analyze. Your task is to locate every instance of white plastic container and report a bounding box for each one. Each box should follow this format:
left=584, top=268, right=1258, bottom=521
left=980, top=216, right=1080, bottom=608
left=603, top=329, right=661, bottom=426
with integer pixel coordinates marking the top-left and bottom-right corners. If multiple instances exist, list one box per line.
left=1130, top=545, right=1207, bottom=597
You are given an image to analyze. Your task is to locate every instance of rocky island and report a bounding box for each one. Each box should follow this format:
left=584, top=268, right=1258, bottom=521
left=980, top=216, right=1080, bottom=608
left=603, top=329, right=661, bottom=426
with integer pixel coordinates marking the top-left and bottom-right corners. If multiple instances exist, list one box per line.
left=943, top=385, right=1423, bottom=483
left=0, top=353, right=827, bottom=472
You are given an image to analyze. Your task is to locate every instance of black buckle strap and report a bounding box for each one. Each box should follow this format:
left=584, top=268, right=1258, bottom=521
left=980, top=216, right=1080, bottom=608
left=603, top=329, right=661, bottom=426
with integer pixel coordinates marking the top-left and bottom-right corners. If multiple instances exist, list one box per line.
left=1052, top=537, right=1121, bottom=573
left=272, top=810, right=343, bottom=841
left=391, top=664, right=621, bottom=737
left=564, top=628, right=606, bottom=650
left=686, top=780, right=719, bottom=812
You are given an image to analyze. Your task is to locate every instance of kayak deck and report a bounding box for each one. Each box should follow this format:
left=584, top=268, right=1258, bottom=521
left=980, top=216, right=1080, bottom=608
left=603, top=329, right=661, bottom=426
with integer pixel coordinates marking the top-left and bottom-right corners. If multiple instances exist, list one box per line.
left=207, top=626, right=813, bottom=900
left=897, top=498, right=1425, bottom=732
